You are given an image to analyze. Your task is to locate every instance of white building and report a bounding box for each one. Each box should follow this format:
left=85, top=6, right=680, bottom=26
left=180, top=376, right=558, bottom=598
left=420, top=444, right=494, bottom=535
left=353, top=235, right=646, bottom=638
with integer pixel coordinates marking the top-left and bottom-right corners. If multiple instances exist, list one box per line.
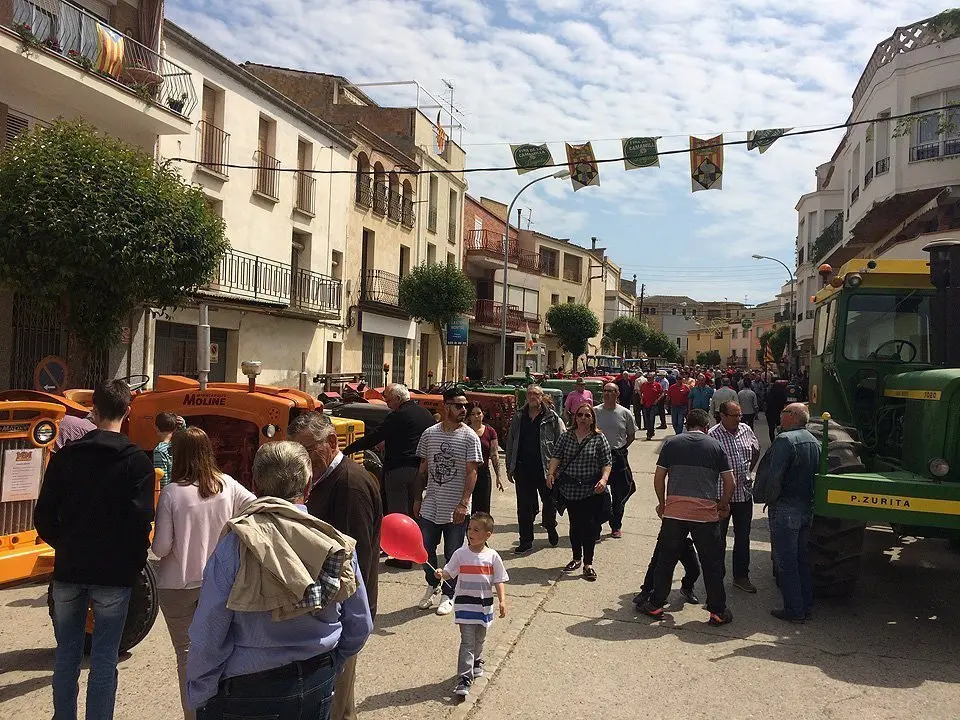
left=153, top=23, right=354, bottom=390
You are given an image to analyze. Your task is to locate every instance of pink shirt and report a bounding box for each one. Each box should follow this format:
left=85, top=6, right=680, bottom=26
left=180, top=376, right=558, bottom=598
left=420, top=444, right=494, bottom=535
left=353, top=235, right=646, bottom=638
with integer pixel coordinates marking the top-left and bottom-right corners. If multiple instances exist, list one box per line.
left=564, top=388, right=594, bottom=415
left=152, top=474, right=255, bottom=589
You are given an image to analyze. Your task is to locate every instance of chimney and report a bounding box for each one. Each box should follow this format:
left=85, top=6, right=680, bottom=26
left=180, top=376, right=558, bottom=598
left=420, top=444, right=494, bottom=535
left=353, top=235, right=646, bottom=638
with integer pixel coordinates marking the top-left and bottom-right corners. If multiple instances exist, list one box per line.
left=591, top=236, right=597, bottom=249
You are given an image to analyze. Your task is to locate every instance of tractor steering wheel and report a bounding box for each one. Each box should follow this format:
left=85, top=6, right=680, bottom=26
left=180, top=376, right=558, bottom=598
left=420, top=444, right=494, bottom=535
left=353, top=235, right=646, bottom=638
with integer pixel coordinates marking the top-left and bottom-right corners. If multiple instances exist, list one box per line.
left=118, top=374, right=151, bottom=392
left=871, top=339, right=918, bottom=363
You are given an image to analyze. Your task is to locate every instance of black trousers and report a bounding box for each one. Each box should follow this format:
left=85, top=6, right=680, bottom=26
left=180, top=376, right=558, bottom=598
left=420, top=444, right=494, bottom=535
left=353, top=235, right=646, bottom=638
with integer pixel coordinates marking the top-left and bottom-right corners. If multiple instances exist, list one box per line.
left=720, top=499, right=753, bottom=579
left=765, top=413, right=779, bottom=443
left=515, top=464, right=556, bottom=543
left=656, top=398, right=667, bottom=427
left=651, top=518, right=727, bottom=614
left=472, top=465, right=492, bottom=514
left=607, top=452, right=635, bottom=532
left=742, top=413, right=756, bottom=430
left=641, top=530, right=700, bottom=591
left=567, top=492, right=603, bottom=565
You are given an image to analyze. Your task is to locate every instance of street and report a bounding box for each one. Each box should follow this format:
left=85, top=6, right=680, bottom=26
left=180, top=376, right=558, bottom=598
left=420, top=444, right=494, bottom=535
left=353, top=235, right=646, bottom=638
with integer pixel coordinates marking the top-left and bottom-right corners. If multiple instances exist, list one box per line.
left=2, top=416, right=960, bottom=720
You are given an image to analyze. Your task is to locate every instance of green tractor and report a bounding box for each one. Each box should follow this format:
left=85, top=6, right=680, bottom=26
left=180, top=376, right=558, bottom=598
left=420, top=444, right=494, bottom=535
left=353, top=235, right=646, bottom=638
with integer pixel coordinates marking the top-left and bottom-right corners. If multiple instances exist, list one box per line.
left=808, top=239, right=960, bottom=596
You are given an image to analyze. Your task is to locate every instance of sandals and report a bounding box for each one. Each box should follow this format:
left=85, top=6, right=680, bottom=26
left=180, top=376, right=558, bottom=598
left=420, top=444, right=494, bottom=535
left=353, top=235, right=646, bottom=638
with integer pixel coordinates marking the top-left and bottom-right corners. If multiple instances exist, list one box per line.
left=583, top=566, right=597, bottom=582
left=564, top=559, right=582, bottom=572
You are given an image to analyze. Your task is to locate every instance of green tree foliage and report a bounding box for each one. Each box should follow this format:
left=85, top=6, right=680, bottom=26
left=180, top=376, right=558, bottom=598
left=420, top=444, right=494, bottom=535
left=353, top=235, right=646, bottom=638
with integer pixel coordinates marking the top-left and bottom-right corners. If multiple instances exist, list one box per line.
left=697, top=350, right=722, bottom=366
left=0, top=120, right=227, bottom=349
left=398, top=262, right=476, bottom=381
left=758, top=325, right=791, bottom=367
left=546, top=303, right=600, bottom=368
left=605, top=316, right=649, bottom=355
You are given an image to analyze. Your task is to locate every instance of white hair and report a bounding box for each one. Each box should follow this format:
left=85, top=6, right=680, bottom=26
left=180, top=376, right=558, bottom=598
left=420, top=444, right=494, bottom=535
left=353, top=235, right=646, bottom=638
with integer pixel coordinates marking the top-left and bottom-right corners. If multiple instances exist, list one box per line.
left=385, top=383, right=410, bottom=403
left=252, top=441, right=312, bottom=500
left=785, top=403, right=810, bottom=425
left=287, top=411, right=336, bottom=443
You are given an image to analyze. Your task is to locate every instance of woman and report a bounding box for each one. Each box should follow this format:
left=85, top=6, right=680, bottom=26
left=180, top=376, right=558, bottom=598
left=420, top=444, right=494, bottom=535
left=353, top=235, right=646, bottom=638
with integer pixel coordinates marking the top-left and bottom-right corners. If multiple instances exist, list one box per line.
left=186, top=441, right=373, bottom=720
left=152, top=427, right=255, bottom=720
left=546, top=403, right=612, bottom=582
left=465, top=402, right=504, bottom=513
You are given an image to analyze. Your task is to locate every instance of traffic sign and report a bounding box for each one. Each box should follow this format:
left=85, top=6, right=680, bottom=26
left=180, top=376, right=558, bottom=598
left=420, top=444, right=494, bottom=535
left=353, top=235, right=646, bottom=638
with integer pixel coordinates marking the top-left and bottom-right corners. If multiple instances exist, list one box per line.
left=33, top=356, right=69, bottom=394
left=741, top=318, right=753, bottom=330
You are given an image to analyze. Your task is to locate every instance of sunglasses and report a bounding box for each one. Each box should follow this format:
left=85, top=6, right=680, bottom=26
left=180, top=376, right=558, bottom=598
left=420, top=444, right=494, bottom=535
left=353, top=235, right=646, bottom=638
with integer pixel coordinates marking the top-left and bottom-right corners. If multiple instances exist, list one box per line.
left=575, top=412, right=593, bottom=418
left=723, top=412, right=742, bottom=417
left=447, top=402, right=468, bottom=409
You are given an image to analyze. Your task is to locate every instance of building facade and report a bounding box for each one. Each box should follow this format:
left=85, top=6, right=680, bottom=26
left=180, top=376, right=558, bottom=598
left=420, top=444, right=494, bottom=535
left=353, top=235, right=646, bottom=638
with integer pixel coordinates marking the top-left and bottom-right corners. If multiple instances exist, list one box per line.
left=642, top=296, right=746, bottom=361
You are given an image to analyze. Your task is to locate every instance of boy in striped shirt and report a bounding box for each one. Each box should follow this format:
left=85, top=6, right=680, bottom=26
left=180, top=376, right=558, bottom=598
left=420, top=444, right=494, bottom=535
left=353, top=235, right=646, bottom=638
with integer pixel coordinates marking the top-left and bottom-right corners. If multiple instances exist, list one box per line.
left=436, top=512, right=509, bottom=698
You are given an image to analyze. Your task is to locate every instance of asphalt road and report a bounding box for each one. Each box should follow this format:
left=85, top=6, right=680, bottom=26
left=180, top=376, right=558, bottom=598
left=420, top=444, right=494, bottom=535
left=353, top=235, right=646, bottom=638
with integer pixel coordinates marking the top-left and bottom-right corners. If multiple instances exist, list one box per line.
left=2, top=415, right=960, bottom=719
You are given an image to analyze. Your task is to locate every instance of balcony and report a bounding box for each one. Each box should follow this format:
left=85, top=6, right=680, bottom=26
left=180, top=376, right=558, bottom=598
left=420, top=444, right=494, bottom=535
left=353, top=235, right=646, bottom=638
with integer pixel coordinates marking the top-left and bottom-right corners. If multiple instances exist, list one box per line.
left=875, top=157, right=890, bottom=175
left=294, top=171, right=315, bottom=216
left=1, top=0, right=195, bottom=136
left=355, top=174, right=372, bottom=208
left=910, top=139, right=960, bottom=161
left=401, top=197, right=415, bottom=228
left=863, top=167, right=874, bottom=188
left=474, top=299, right=522, bottom=333
left=359, top=269, right=400, bottom=307
left=254, top=150, right=279, bottom=201
left=388, top=192, right=401, bottom=222
left=463, top=229, right=542, bottom=274
left=204, top=248, right=341, bottom=316
left=850, top=186, right=859, bottom=205
left=813, top=213, right=843, bottom=263
left=372, top=182, right=388, bottom=216
left=197, top=121, right=230, bottom=178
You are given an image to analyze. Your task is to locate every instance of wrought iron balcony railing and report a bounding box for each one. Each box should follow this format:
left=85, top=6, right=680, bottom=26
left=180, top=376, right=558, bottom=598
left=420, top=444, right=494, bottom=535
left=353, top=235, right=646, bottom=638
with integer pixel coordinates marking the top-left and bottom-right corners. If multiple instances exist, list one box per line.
left=254, top=150, right=280, bottom=200
left=359, top=269, right=400, bottom=306
left=198, top=121, right=229, bottom=177
left=388, top=192, right=402, bottom=222
left=401, top=197, right=415, bottom=228
left=373, top=182, right=388, bottom=215
left=355, top=174, right=372, bottom=208
left=295, top=171, right=315, bottom=215
left=875, top=156, right=890, bottom=175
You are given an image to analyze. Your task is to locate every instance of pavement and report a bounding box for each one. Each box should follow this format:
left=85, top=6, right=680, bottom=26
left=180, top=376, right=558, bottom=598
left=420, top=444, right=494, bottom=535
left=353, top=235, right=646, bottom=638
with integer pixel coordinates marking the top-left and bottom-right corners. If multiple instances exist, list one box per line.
left=2, top=414, right=960, bottom=719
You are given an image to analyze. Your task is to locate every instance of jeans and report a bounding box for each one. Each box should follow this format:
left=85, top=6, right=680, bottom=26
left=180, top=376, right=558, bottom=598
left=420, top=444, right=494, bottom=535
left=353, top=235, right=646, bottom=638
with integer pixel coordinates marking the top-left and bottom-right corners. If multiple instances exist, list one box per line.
left=719, top=499, right=754, bottom=580
left=641, top=531, right=700, bottom=592
left=670, top=407, right=687, bottom=436
left=768, top=503, right=814, bottom=619
left=197, top=652, right=336, bottom=720
left=651, top=518, right=727, bottom=614
left=52, top=581, right=132, bottom=720
left=567, top=492, right=603, bottom=565
left=657, top=399, right=667, bottom=427
left=457, top=624, right=488, bottom=678
left=471, top=465, right=492, bottom=514
left=514, top=464, right=556, bottom=543
left=641, top=406, right=658, bottom=438
left=419, top=516, right=467, bottom=597
left=607, top=452, right=634, bottom=532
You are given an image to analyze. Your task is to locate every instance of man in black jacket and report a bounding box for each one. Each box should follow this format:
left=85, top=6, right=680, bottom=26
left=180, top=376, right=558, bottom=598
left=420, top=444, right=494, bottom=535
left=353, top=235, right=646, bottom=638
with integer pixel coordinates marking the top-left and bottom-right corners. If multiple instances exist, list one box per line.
left=35, top=380, right=155, bottom=720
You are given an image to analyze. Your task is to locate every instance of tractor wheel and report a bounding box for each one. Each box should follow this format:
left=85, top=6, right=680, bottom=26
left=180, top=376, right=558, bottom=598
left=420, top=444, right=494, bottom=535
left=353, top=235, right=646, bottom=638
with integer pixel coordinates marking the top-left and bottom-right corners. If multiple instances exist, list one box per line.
left=809, top=515, right=865, bottom=598
left=47, top=563, right=160, bottom=654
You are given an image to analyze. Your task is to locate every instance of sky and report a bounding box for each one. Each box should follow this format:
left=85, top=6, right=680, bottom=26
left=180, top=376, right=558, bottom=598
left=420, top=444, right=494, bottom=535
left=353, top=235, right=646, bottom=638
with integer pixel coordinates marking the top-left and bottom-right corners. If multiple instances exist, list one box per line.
left=166, top=0, right=947, bottom=304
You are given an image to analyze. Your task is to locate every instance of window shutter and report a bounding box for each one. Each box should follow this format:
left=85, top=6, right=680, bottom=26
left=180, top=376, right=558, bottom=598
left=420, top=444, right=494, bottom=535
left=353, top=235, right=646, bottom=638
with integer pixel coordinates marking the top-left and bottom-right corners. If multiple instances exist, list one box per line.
left=5, top=113, right=29, bottom=147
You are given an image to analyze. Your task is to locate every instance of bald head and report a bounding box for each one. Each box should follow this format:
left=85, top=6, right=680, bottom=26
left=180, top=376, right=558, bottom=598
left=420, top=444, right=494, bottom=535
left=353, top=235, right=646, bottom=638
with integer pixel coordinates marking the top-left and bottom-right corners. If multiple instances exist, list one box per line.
left=602, top=382, right=619, bottom=407
left=780, top=402, right=810, bottom=430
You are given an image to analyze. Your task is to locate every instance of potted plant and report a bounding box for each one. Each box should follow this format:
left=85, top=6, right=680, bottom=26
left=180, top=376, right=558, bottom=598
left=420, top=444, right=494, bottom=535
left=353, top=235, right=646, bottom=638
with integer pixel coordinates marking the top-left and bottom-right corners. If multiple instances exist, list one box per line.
left=68, top=49, right=93, bottom=71
left=14, top=22, right=41, bottom=51
left=166, top=92, right=188, bottom=114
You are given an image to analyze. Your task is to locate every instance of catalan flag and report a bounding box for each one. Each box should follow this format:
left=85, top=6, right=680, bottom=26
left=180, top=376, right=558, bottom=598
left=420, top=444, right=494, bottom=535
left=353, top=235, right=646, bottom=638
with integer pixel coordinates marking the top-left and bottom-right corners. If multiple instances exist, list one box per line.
left=95, top=23, right=125, bottom=79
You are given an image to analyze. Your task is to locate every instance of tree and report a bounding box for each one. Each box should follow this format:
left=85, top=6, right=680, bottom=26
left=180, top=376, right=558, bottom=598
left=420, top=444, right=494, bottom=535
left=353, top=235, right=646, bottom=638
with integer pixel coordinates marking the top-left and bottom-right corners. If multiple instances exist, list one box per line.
left=398, top=262, right=475, bottom=381
left=605, top=316, right=650, bottom=356
left=759, top=325, right=791, bottom=368
left=697, top=350, right=722, bottom=366
left=545, top=303, right=600, bottom=369
left=0, top=120, right=227, bottom=350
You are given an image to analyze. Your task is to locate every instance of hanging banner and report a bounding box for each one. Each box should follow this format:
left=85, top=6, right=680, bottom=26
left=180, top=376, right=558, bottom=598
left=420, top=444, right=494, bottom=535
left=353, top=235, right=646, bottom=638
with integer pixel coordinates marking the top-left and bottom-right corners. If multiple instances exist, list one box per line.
left=746, top=128, right=791, bottom=154
left=565, top=141, right=600, bottom=191
left=622, top=136, right=661, bottom=169
left=434, top=110, right=448, bottom=156
left=511, top=143, right=554, bottom=174
left=690, top=135, right=723, bottom=192
left=446, top=315, right=469, bottom=346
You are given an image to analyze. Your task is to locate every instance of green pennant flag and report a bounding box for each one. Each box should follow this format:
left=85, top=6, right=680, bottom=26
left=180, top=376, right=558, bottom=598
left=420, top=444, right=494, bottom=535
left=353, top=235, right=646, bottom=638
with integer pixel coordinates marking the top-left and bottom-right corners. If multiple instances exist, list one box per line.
left=747, top=128, right=791, bottom=154
left=622, top=137, right=661, bottom=169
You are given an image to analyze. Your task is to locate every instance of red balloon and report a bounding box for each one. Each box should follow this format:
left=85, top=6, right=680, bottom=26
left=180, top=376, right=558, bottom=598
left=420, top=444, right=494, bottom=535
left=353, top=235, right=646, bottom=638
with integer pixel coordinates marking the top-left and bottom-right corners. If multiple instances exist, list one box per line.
left=380, top=513, right=428, bottom=564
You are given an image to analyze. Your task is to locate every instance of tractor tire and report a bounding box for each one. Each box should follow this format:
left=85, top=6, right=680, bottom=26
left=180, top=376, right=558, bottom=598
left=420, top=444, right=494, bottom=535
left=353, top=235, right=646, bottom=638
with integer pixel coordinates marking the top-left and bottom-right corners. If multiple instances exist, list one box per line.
left=47, top=563, right=160, bottom=654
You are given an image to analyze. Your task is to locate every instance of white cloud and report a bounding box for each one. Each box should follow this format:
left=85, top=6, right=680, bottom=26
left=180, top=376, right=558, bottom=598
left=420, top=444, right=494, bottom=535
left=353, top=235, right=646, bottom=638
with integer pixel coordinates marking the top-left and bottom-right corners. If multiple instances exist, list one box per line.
left=167, top=0, right=946, bottom=301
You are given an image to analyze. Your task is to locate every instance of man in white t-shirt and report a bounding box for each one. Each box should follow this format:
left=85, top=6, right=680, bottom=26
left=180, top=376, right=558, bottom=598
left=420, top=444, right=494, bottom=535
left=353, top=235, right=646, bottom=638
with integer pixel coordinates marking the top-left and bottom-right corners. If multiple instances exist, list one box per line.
left=415, top=388, right=483, bottom=616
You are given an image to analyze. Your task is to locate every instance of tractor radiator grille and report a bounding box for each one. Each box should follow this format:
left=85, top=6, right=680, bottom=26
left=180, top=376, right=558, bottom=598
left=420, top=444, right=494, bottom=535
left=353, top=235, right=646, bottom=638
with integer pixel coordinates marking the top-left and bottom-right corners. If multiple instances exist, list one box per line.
left=0, top=438, right=38, bottom=536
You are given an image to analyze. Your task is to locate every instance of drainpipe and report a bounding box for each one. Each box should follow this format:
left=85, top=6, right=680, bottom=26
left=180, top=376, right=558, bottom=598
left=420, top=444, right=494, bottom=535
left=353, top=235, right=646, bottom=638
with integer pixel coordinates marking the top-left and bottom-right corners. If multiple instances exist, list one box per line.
left=198, top=304, right=210, bottom=390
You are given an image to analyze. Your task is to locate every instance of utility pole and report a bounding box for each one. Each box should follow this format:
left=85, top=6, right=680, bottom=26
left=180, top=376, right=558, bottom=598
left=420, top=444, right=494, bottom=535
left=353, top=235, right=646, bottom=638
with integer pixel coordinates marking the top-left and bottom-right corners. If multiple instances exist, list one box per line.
left=637, top=283, right=646, bottom=318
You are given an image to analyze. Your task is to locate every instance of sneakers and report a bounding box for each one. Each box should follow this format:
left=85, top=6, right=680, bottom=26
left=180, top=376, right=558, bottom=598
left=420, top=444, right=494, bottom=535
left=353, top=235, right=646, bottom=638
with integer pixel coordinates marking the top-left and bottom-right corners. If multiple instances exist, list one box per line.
left=514, top=541, right=533, bottom=554
left=708, top=608, right=734, bottom=626
left=454, top=675, right=472, bottom=697
left=632, top=589, right=652, bottom=608
left=472, top=659, right=485, bottom=678
left=546, top=526, right=560, bottom=547
left=418, top=585, right=440, bottom=609
left=679, top=587, right=700, bottom=605
left=436, top=596, right=455, bottom=616
left=733, top=577, right=757, bottom=593
left=637, top=600, right=664, bottom=619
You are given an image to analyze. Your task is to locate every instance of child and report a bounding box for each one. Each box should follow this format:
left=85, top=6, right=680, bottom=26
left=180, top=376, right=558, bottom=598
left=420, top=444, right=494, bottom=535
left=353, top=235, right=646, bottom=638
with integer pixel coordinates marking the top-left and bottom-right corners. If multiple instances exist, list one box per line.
left=436, top=511, right=508, bottom=698
left=153, top=412, right=182, bottom=486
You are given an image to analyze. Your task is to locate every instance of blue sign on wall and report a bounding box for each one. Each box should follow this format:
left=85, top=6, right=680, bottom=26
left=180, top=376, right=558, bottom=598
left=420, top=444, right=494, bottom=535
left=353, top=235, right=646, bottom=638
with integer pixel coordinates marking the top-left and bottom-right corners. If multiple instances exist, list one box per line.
left=446, top=315, right=469, bottom=346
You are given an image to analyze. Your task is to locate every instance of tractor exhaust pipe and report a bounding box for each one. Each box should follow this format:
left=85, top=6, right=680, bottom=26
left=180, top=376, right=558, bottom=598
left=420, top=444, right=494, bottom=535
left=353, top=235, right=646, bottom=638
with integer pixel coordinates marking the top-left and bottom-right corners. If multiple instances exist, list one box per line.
left=923, top=237, right=960, bottom=369
left=198, top=304, right=211, bottom=390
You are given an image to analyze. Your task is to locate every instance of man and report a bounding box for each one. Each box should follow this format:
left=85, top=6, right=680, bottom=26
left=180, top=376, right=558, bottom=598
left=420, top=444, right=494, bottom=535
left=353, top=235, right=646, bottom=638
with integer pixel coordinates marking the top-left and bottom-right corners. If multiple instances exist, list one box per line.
left=415, top=388, right=483, bottom=613
left=710, top=377, right=738, bottom=424
left=754, top=403, right=820, bottom=623
left=615, top=370, right=634, bottom=409
left=289, top=411, right=383, bottom=720
left=505, top=384, right=565, bottom=552
left=595, top=383, right=636, bottom=538
left=563, top=377, right=593, bottom=424
left=708, top=401, right=761, bottom=593
left=737, top=379, right=760, bottom=429
left=666, top=374, right=691, bottom=436
left=632, top=372, right=648, bottom=432
left=52, top=414, right=96, bottom=452
left=765, top=379, right=789, bottom=443
left=689, top=374, right=713, bottom=415
left=656, top=371, right=670, bottom=429
left=639, top=372, right=663, bottom=441
left=35, top=380, right=155, bottom=720
left=343, top=383, right=435, bottom=520
left=637, top=409, right=736, bottom=626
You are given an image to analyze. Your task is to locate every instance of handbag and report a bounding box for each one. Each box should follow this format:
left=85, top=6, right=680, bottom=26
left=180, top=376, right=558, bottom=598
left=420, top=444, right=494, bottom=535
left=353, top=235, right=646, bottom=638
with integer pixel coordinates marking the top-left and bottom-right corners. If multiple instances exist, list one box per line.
left=550, top=434, right=596, bottom=516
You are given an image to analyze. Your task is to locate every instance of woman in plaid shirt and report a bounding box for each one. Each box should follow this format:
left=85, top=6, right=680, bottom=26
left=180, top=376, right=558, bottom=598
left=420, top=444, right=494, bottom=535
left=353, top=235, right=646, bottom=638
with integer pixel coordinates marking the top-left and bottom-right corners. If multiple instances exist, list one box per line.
left=546, top=403, right=613, bottom=582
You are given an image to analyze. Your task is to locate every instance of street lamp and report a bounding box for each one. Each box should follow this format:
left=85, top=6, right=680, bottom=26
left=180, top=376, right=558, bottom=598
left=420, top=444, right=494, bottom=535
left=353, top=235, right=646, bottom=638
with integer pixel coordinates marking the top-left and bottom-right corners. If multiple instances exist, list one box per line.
left=752, top=253, right=796, bottom=374
left=498, top=168, right=571, bottom=379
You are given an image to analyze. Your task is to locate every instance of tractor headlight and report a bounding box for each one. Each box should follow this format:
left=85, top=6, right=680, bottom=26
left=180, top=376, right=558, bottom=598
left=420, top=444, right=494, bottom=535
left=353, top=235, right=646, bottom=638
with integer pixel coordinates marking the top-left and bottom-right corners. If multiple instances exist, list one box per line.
left=33, top=421, right=56, bottom=445
left=262, top=424, right=277, bottom=438
left=929, top=458, right=950, bottom=478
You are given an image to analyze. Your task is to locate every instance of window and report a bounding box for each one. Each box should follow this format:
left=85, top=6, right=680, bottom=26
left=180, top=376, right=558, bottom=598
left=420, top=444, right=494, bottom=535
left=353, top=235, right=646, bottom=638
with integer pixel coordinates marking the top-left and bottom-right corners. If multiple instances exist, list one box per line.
left=651, top=307, right=657, bottom=315
left=567, top=296, right=575, bottom=304
left=448, top=189, right=458, bottom=244
left=681, top=309, right=686, bottom=316
left=447, top=252, right=456, bottom=267
left=428, top=176, right=439, bottom=232
left=198, top=85, right=229, bottom=177
left=813, top=301, right=832, bottom=355
left=427, top=243, right=437, bottom=266
left=875, top=111, right=891, bottom=173
left=850, top=144, right=860, bottom=205
left=562, top=254, right=582, bottom=283
left=392, top=339, right=407, bottom=386
left=295, top=139, right=315, bottom=215
left=331, top=250, right=343, bottom=281
left=732, top=329, right=738, bottom=339
left=911, top=91, right=960, bottom=160
left=399, top=246, right=411, bottom=279
left=255, top=115, right=279, bottom=200
left=540, top=248, right=559, bottom=277
left=3, top=111, right=30, bottom=148
left=672, top=308, right=677, bottom=315
left=843, top=293, right=931, bottom=362
left=551, top=294, right=559, bottom=305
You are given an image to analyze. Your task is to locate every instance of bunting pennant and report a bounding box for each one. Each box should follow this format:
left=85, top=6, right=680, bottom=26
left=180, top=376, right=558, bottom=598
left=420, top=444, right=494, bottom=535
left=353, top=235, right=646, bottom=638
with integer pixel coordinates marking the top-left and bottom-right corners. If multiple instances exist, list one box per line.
left=511, top=143, right=554, bottom=174
left=622, top=136, right=661, bottom=169
left=434, top=111, right=448, bottom=156
left=690, top=135, right=723, bottom=192
left=565, top=141, right=600, bottom=191
left=747, top=128, right=791, bottom=154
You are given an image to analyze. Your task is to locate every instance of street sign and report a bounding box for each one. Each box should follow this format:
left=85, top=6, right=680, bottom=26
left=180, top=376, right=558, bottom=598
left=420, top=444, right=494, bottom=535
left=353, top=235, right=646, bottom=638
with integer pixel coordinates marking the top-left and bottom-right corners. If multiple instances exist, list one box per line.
left=741, top=318, right=753, bottom=330
left=33, top=356, right=68, bottom=393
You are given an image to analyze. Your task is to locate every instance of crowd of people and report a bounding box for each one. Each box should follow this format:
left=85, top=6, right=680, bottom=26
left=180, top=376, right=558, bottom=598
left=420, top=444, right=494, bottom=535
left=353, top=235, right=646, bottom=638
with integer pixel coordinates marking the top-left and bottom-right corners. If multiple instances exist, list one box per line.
left=33, top=364, right=819, bottom=718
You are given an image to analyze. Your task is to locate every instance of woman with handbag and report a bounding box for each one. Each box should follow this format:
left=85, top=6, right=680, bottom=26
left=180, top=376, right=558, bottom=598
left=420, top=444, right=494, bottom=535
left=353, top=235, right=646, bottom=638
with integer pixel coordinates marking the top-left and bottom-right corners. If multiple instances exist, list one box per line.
left=465, top=402, right=505, bottom=514
left=546, top=403, right=613, bottom=581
